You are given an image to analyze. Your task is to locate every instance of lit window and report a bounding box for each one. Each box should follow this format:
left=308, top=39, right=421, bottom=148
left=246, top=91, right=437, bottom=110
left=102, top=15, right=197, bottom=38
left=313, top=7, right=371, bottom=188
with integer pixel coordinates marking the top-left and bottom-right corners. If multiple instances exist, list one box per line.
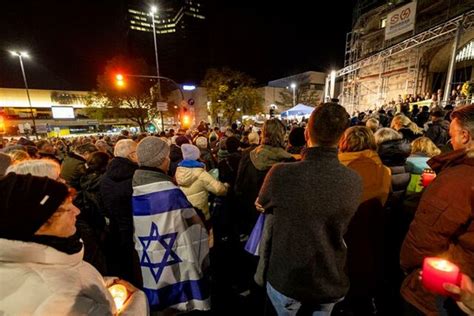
left=381, top=18, right=387, bottom=28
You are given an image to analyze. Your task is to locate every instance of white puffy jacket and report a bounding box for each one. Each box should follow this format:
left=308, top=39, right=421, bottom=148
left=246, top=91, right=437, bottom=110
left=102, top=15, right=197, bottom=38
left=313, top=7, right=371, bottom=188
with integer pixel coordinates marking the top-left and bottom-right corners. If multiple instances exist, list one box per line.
left=175, top=166, right=227, bottom=219
left=0, top=238, right=148, bottom=316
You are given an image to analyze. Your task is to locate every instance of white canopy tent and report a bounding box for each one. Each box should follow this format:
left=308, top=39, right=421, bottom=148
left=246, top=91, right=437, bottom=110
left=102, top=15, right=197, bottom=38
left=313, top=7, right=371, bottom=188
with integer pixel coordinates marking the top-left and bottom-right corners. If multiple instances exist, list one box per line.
left=280, top=104, right=315, bottom=119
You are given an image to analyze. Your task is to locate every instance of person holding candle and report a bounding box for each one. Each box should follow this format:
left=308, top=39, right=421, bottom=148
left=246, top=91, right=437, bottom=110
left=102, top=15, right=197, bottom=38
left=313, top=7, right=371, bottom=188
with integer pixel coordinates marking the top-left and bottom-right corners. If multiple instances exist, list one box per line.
left=444, top=273, right=474, bottom=315
left=0, top=173, right=148, bottom=315
left=400, top=104, right=474, bottom=315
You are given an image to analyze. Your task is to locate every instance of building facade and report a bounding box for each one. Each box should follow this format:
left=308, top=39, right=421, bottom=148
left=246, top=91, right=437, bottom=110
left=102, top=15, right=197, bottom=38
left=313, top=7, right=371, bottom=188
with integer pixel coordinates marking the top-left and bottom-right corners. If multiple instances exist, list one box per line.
left=126, top=0, right=209, bottom=84
left=339, top=0, right=474, bottom=113
left=0, top=88, right=139, bottom=136
left=261, top=71, right=326, bottom=114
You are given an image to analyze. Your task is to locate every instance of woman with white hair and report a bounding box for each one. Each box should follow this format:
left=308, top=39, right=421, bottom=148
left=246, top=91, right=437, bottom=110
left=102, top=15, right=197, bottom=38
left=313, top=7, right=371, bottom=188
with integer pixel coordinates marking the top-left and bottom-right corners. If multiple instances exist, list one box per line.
left=6, top=158, right=62, bottom=181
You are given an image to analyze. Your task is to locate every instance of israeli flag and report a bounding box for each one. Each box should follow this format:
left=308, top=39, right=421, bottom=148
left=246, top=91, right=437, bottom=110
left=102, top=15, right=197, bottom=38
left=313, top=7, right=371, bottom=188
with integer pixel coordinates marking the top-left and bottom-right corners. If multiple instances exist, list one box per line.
left=132, top=180, right=210, bottom=311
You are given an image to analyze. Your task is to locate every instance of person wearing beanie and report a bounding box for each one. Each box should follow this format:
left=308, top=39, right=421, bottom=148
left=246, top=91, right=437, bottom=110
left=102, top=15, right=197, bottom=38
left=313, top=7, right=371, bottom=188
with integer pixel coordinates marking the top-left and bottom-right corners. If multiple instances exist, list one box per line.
left=132, top=137, right=211, bottom=311
left=169, top=135, right=190, bottom=177
left=425, top=107, right=450, bottom=148
left=0, top=173, right=148, bottom=315
left=287, top=127, right=306, bottom=157
left=176, top=144, right=228, bottom=221
left=195, top=136, right=216, bottom=171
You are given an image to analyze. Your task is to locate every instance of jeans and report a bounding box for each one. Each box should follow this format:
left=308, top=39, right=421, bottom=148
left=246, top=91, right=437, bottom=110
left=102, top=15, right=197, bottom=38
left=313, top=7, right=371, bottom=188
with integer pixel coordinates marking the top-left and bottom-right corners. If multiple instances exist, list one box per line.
left=266, top=282, right=338, bottom=316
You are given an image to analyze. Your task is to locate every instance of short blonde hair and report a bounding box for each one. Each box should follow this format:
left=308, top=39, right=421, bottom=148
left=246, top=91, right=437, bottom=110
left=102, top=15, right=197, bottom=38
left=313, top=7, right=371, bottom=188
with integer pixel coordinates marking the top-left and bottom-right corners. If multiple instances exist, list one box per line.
left=339, top=126, right=377, bottom=153
left=411, top=137, right=441, bottom=157
left=390, top=114, right=411, bottom=131
left=6, top=159, right=60, bottom=180
left=374, top=128, right=403, bottom=145
left=366, top=118, right=379, bottom=133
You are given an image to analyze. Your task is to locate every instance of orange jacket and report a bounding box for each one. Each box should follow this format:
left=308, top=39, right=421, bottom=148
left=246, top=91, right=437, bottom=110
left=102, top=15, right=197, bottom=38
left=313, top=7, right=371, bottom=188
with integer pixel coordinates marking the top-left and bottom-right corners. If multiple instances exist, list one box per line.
left=338, top=149, right=392, bottom=206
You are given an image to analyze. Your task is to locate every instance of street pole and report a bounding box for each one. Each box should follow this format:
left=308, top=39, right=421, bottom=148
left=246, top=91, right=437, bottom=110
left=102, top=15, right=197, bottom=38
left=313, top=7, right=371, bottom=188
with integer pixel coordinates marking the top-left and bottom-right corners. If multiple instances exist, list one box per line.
left=291, top=83, right=296, bottom=106
left=12, top=52, right=38, bottom=140
left=443, top=20, right=462, bottom=106
left=150, top=6, right=164, bottom=132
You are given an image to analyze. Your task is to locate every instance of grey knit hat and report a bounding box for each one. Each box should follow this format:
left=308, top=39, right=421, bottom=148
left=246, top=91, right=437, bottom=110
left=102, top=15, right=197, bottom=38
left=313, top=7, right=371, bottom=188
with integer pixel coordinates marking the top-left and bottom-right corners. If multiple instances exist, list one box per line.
left=136, top=136, right=170, bottom=167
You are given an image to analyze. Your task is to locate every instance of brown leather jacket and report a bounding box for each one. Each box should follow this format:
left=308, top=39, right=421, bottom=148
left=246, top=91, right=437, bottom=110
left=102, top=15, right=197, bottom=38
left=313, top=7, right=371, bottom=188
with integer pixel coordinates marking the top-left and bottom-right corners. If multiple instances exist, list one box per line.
left=400, top=149, right=474, bottom=314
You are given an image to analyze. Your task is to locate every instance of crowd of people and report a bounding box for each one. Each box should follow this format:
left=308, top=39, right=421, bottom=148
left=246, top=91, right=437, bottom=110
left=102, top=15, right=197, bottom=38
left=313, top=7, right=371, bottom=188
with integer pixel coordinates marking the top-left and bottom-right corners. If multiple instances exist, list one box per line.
left=0, top=101, right=473, bottom=316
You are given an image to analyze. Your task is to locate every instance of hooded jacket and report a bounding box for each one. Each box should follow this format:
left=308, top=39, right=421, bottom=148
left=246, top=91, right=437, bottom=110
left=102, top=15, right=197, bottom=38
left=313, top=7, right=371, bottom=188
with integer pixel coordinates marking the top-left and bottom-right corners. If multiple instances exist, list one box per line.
left=425, top=119, right=450, bottom=148
left=175, top=160, right=227, bottom=220
left=0, top=239, right=148, bottom=315
left=400, top=149, right=474, bottom=315
left=60, top=152, right=86, bottom=190
left=100, top=157, right=142, bottom=287
left=234, top=145, right=294, bottom=234
left=338, top=149, right=391, bottom=206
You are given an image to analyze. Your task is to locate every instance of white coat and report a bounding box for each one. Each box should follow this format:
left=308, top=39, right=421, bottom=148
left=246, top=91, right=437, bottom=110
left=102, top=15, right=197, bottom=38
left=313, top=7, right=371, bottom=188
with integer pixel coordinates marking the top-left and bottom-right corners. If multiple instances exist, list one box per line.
left=175, top=166, right=227, bottom=219
left=0, top=238, right=148, bottom=316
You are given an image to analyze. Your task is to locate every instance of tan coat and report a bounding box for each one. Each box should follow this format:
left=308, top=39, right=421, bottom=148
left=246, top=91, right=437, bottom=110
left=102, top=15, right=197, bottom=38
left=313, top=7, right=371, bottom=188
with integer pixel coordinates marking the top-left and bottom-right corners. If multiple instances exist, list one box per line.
left=339, top=149, right=392, bottom=206
left=175, top=166, right=227, bottom=220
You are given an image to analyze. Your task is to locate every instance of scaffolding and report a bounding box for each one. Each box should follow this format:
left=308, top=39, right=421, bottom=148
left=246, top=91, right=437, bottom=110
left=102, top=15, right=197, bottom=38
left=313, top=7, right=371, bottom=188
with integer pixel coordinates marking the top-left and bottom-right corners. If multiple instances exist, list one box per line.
left=340, top=9, right=474, bottom=111
left=339, top=10, right=474, bottom=77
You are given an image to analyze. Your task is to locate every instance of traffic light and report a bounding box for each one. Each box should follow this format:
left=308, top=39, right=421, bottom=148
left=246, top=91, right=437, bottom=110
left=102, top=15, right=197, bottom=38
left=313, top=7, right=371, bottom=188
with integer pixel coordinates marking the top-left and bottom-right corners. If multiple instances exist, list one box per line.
left=115, top=73, right=125, bottom=88
left=181, top=106, right=190, bottom=128
left=0, top=114, right=5, bottom=134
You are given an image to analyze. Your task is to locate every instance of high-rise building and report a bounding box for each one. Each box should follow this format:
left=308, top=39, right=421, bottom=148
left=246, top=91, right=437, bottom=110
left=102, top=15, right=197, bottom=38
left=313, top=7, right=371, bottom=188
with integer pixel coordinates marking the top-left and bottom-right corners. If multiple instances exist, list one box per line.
left=126, top=0, right=209, bottom=84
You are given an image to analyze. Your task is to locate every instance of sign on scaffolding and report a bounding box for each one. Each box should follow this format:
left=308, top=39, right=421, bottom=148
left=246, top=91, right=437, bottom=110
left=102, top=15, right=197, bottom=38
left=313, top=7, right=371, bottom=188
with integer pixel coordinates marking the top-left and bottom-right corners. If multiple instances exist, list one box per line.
left=385, top=1, right=417, bottom=40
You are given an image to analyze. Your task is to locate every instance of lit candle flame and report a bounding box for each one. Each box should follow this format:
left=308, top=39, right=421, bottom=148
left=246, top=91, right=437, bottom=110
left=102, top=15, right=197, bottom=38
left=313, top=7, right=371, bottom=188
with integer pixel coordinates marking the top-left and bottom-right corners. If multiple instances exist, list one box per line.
left=108, top=284, right=128, bottom=311
left=430, top=259, right=454, bottom=272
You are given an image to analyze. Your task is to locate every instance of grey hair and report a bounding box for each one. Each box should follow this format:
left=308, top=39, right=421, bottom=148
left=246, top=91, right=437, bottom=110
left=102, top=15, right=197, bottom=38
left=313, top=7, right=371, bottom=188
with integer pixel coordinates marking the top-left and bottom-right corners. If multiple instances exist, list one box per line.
left=6, top=159, right=60, bottom=180
left=374, top=127, right=403, bottom=145
left=114, top=139, right=137, bottom=158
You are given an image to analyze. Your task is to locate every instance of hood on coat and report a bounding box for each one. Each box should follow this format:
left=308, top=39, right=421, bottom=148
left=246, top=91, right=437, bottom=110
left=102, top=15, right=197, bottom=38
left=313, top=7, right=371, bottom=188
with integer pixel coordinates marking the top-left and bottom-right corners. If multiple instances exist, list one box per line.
left=170, top=144, right=183, bottom=162
left=0, top=238, right=83, bottom=265
left=249, top=145, right=293, bottom=171
left=428, top=148, right=474, bottom=173
left=338, top=149, right=383, bottom=166
left=377, top=139, right=411, bottom=167
left=104, top=157, right=138, bottom=182
left=175, top=166, right=204, bottom=187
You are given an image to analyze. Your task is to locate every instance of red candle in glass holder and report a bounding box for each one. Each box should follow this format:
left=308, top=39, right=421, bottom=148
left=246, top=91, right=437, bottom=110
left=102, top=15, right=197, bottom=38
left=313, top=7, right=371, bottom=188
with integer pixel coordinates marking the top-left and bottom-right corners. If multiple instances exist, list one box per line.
left=422, top=257, right=460, bottom=296
left=421, top=168, right=436, bottom=187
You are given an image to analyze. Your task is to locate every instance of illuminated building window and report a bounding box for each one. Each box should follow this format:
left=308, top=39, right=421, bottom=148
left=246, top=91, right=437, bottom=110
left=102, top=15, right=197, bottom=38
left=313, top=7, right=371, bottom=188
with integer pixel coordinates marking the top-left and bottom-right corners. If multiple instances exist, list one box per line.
left=381, top=18, right=387, bottom=28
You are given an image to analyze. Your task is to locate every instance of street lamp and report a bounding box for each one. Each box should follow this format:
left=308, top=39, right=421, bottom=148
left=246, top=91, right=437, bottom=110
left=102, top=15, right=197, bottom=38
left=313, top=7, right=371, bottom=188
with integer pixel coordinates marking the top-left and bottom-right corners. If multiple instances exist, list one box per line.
left=150, top=4, right=164, bottom=131
left=10, top=51, right=37, bottom=139
left=290, top=82, right=297, bottom=106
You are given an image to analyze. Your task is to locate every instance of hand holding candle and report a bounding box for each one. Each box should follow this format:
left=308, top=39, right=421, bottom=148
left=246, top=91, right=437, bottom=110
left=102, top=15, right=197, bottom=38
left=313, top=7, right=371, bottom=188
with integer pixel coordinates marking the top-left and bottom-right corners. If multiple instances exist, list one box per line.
left=422, top=257, right=460, bottom=296
left=421, top=168, right=436, bottom=187
left=108, top=284, right=128, bottom=311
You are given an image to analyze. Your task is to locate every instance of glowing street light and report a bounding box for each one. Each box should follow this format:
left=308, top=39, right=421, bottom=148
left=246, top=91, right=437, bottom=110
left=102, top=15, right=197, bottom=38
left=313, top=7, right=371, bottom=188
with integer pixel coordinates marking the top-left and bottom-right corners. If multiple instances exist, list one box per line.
left=290, top=82, right=297, bottom=106
left=10, top=51, right=37, bottom=139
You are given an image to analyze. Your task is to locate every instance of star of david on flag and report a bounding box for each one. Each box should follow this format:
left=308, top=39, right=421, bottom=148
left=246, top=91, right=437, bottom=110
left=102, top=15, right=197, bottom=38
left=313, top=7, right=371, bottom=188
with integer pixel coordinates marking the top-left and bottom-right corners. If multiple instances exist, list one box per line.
left=139, top=222, right=182, bottom=283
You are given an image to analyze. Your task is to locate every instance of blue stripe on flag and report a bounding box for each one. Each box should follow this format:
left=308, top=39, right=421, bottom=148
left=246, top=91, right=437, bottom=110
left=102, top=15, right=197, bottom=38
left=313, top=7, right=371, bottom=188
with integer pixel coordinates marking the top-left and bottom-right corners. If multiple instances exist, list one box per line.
left=133, top=188, right=193, bottom=216
left=144, top=279, right=210, bottom=310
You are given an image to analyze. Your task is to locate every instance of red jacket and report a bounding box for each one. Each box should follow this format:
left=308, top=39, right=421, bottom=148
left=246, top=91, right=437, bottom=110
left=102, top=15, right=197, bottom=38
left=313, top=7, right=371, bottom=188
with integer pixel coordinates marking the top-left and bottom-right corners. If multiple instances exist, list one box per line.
left=400, top=149, right=474, bottom=314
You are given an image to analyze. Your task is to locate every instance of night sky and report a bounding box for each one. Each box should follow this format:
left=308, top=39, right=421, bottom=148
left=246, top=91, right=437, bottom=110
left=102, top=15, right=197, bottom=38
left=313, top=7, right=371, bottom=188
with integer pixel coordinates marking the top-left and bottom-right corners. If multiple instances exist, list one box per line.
left=0, top=0, right=355, bottom=90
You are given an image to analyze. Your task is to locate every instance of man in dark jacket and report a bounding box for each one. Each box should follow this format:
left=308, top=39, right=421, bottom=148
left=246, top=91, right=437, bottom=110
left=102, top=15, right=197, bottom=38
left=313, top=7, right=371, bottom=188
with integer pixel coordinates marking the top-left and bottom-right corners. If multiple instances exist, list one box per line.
left=425, top=108, right=450, bottom=148
left=416, top=106, right=430, bottom=128
left=100, top=139, right=142, bottom=287
left=60, top=143, right=98, bottom=190
left=401, top=104, right=474, bottom=314
left=257, top=103, right=362, bottom=315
